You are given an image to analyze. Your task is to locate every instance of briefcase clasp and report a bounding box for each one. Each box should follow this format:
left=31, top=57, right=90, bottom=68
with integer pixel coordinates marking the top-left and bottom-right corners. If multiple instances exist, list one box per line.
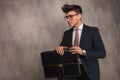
left=58, top=64, right=63, bottom=67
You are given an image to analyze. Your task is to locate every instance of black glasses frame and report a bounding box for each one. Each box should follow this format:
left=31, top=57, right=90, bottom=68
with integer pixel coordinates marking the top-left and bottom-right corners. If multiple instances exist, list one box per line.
left=64, top=13, right=79, bottom=20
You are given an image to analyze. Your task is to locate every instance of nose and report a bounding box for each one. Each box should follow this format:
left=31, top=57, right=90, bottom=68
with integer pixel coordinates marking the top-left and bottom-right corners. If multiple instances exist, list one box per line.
left=66, top=18, right=70, bottom=21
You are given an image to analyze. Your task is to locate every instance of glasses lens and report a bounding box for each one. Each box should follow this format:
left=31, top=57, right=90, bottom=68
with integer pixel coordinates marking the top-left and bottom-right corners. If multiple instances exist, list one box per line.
left=64, top=14, right=78, bottom=20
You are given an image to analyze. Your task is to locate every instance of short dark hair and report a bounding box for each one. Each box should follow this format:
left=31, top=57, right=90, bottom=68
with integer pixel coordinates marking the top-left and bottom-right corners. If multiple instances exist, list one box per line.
left=62, top=4, right=82, bottom=14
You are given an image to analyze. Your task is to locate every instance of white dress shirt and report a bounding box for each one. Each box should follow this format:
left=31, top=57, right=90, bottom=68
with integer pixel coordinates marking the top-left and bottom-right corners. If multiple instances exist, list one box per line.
left=72, top=23, right=84, bottom=64
left=72, top=23, right=83, bottom=46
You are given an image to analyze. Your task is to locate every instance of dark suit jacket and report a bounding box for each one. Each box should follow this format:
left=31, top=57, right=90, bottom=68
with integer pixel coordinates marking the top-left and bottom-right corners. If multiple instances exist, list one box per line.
left=60, top=24, right=106, bottom=80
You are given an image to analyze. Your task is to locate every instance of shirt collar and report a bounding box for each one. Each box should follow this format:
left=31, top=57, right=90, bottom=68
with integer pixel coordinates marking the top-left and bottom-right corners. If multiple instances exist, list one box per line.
left=74, top=23, right=83, bottom=30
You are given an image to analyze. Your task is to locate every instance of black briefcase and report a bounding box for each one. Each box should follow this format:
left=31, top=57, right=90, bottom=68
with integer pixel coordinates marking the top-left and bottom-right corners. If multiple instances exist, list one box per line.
left=41, top=50, right=81, bottom=78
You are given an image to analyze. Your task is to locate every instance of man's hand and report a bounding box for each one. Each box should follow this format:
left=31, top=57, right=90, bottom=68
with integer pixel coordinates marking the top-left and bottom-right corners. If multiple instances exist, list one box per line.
left=69, top=46, right=83, bottom=55
left=55, top=46, right=68, bottom=55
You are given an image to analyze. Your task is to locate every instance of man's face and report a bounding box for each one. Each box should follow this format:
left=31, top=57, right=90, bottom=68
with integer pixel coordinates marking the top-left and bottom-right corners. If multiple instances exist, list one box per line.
left=64, top=11, right=82, bottom=27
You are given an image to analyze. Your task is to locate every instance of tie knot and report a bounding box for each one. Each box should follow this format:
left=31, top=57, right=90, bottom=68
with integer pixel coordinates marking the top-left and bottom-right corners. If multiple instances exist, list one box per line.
left=74, top=28, right=79, bottom=31
left=74, top=28, right=79, bottom=46
left=75, top=28, right=79, bottom=32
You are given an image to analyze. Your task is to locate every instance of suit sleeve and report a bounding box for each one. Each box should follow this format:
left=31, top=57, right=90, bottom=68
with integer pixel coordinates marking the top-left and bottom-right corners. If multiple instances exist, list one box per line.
left=86, top=28, right=106, bottom=59
left=60, top=32, right=66, bottom=46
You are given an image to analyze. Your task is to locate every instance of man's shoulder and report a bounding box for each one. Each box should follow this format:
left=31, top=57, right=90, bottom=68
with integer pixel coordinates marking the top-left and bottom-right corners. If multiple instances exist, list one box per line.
left=84, top=24, right=98, bottom=29
left=84, top=24, right=99, bottom=32
left=63, top=24, right=99, bottom=33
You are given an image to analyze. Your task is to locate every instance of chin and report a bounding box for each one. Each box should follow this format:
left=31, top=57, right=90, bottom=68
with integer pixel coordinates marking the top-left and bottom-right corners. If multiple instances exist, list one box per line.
left=69, top=25, right=74, bottom=27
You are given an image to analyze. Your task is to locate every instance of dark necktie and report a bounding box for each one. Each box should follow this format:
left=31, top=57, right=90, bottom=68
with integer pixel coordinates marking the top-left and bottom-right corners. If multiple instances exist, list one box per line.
left=74, top=28, right=79, bottom=46
left=73, top=28, right=82, bottom=76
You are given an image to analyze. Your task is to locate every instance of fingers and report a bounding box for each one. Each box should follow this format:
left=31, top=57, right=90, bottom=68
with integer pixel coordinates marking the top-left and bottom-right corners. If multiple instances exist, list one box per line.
left=69, top=48, right=77, bottom=54
left=55, top=46, right=83, bottom=55
left=55, top=46, right=66, bottom=55
left=69, top=46, right=83, bottom=55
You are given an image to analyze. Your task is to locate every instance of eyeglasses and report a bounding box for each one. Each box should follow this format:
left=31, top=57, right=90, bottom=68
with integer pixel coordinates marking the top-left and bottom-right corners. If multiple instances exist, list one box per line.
left=64, top=13, right=79, bottom=20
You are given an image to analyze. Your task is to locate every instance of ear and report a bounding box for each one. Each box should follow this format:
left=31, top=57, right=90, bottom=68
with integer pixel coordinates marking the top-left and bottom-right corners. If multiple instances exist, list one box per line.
left=78, top=14, right=82, bottom=20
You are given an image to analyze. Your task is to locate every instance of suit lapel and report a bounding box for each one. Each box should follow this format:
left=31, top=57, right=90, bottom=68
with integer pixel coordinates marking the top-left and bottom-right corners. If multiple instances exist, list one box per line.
left=69, top=28, right=73, bottom=47
left=67, top=28, right=73, bottom=47
left=80, top=25, right=87, bottom=47
left=68, top=25, right=87, bottom=47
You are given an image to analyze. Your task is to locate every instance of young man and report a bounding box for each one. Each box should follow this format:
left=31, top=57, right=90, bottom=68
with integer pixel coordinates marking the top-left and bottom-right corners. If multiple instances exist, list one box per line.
left=56, top=4, right=106, bottom=80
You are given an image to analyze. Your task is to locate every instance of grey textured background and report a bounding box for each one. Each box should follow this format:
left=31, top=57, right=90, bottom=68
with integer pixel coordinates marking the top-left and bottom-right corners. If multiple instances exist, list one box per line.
left=0, top=0, right=120, bottom=80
